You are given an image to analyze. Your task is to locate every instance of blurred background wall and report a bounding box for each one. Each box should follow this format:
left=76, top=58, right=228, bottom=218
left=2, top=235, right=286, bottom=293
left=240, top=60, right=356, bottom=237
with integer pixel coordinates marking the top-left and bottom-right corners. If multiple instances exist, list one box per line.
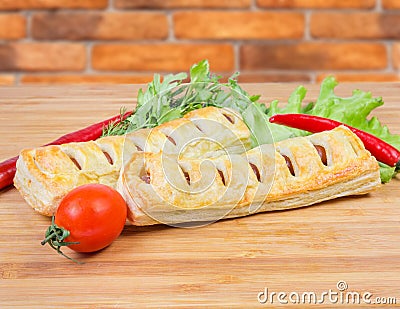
left=0, top=0, right=399, bottom=85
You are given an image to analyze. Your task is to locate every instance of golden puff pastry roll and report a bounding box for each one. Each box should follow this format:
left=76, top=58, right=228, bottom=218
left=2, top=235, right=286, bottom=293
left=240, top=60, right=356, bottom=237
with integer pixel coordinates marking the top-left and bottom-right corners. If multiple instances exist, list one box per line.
left=14, top=106, right=252, bottom=216
left=118, top=126, right=380, bottom=226
left=14, top=135, right=132, bottom=216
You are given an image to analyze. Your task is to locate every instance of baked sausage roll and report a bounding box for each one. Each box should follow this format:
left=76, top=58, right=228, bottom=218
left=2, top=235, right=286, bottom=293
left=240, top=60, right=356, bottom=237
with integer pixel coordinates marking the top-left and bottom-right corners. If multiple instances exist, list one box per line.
left=14, top=107, right=251, bottom=216
left=118, top=126, right=381, bottom=226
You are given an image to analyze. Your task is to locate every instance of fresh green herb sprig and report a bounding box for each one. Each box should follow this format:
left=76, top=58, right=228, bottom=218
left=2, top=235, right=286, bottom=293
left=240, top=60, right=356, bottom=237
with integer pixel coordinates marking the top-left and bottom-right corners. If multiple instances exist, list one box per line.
left=102, top=60, right=262, bottom=142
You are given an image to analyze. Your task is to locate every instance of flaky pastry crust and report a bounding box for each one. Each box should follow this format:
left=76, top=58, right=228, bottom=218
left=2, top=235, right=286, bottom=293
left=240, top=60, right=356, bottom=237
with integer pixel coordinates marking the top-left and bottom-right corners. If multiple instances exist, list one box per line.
left=14, top=107, right=251, bottom=215
left=118, top=126, right=381, bottom=226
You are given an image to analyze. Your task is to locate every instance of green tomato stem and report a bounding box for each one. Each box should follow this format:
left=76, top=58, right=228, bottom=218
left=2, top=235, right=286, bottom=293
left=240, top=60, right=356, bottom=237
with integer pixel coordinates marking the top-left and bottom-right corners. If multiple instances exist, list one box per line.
left=41, top=216, right=83, bottom=264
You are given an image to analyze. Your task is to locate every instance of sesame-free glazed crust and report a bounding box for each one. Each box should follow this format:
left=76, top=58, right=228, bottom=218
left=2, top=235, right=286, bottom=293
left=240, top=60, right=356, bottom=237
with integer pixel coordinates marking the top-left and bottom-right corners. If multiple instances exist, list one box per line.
left=14, top=107, right=251, bottom=215
left=119, top=126, right=380, bottom=226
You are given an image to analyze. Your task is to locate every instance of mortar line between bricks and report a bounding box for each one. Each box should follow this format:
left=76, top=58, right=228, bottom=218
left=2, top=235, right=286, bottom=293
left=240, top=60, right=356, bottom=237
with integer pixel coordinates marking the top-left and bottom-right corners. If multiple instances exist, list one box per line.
left=106, top=0, right=115, bottom=12
left=111, top=7, right=256, bottom=12
left=247, top=71, right=396, bottom=84
left=238, top=69, right=311, bottom=76
left=234, top=38, right=395, bottom=45
left=26, top=8, right=108, bottom=14
left=24, top=39, right=298, bottom=45
left=304, top=10, right=311, bottom=41
left=25, top=9, right=181, bottom=15
left=256, top=7, right=377, bottom=13
left=85, top=42, right=94, bottom=74
left=313, top=69, right=399, bottom=75
left=61, top=38, right=396, bottom=45
left=385, top=41, right=394, bottom=72
left=166, top=10, right=176, bottom=42
left=22, top=10, right=33, bottom=43
left=310, top=72, right=317, bottom=83
left=250, top=0, right=257, bottom=11
left=375, top=0, right=383, bottom=12
left=132, top=70, right=390, bottom=75
left=16, top=71, right=163, bottom=76
left=309, top=9, right=400, bottom=14
left=3, top=70, right=96, bottom=76
left=233, top=43, right=240, bottom=73
left=7, top=38, right=397, bottom=45
left=103, top=7, right=384, bottom=14
left=239, top=69, right=396, bottom=75
left=11, top=7, right=394, bottom=15
left=15, top=72, right=22, bottom=86
left=15, top=69, right=394, bottom=77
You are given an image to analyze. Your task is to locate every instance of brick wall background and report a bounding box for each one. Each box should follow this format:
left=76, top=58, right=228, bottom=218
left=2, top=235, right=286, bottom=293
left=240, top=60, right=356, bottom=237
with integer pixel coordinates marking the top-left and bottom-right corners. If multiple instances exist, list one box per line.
left=0, top=0, right=400, bottom=85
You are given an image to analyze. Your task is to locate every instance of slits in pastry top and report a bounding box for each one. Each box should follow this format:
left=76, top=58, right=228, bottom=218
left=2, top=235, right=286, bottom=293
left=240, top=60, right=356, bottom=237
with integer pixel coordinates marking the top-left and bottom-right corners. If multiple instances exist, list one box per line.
left=142, top=106, right=251, bottom=158
left=14, top=135, right=129, bottom=216
left=119, top=126, right=380, bottom=226
left=14, top=106, right=252, bottom=216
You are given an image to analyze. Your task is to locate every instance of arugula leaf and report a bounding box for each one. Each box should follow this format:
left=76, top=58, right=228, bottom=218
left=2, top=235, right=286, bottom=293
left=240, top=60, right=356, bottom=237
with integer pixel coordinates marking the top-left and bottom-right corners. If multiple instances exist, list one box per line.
left=102, top=60, right=264, bottom=144
left=102, top=72, right=187, bottom=136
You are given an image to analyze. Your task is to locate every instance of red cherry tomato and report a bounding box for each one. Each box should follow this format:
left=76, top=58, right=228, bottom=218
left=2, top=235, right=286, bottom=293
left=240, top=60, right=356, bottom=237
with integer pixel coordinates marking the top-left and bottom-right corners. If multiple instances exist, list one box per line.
left=54, top=184, right=127, bottom=253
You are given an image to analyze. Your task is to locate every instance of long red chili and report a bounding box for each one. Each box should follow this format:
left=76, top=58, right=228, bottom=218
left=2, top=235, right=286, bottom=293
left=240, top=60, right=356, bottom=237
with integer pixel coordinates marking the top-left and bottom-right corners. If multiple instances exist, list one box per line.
left=269, top=113, right=400, bottom=170
left=0, top=112, right=131, bottom=190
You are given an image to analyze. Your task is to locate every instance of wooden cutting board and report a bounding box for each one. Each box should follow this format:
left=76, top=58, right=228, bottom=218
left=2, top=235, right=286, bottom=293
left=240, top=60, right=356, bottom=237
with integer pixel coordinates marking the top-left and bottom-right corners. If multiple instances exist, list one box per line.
left=0, top=83, right=399, bottom=308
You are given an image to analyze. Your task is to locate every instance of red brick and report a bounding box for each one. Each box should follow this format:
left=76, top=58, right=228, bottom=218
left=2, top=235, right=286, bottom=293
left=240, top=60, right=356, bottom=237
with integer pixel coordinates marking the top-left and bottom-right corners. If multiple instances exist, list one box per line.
left=174, top=11, right=304, bottom=40
left=311, top=13, right=400, bottom=39
left=20, top=75, right=156, bottom=84
left=0, top=0, right=107, bottom=10
left=32, top=12, right=168, bottom=40
left=0, top=75, right=15, bottom=85
left=316, top=73, right=400, bottom=83
left=393, top=43, right=400, bottom=69
left=92, top=44, right=234, bottom=72
left=0, top=43, right=86, bottom=71
left=240, top=43, right=387, bottom=70
left=115, top=0, right=250, bottom=9
left=0, top=15, right=26, bottom=39
left=383, top=0, right=400, bottom=9
left=237, top=72, right=311, bottom=83
left=257, top=0, right=375, bottom=8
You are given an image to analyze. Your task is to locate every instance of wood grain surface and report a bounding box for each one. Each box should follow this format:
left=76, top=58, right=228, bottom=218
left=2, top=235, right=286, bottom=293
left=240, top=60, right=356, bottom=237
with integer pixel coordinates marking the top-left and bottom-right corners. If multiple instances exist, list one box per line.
left=0, top=83, right=399, bottom=308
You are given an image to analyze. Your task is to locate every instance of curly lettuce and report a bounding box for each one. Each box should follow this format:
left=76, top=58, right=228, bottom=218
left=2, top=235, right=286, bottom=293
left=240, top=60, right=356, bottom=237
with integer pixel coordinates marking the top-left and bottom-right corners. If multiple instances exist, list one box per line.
left=266, top=76, right=400, bottom=183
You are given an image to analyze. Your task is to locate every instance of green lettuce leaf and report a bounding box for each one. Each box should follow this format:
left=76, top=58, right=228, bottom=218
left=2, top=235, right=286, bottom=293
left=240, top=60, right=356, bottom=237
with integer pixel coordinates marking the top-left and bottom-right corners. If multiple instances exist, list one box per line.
left=266, top=76, right=400, bottom=182
left=379, top=163, right=395, bottom=184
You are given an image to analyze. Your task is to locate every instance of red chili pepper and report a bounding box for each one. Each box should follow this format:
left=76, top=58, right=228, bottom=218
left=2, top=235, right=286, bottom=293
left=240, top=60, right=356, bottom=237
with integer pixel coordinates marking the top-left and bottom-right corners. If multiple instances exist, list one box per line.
left=269, top=113, right=400, bottom=170
left=0, top=112, right=132, bottom=190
